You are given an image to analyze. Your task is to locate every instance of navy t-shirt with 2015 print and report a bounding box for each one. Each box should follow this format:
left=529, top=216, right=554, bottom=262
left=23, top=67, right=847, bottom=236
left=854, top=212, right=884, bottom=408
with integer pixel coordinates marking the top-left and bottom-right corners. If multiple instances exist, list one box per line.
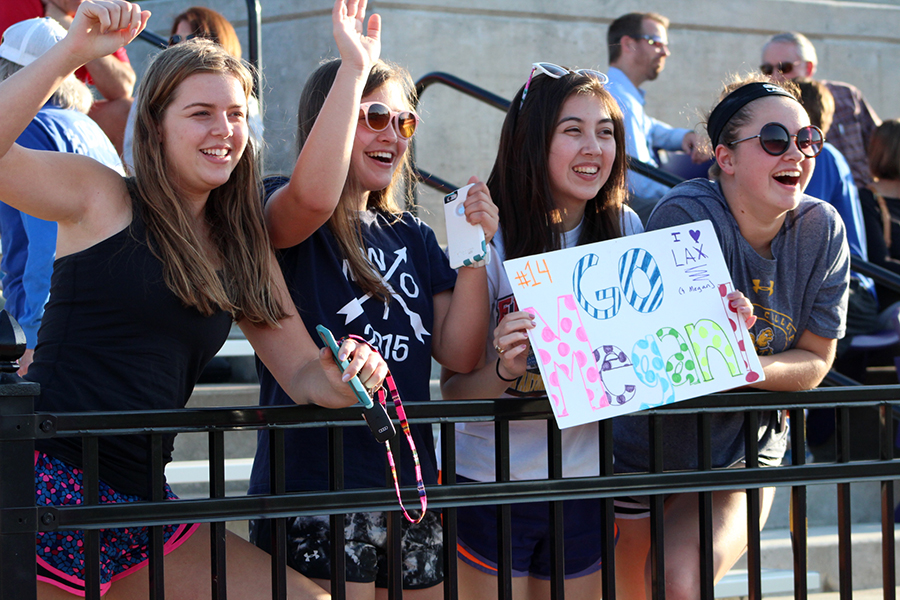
left=248, top=177, right=457, bottom=494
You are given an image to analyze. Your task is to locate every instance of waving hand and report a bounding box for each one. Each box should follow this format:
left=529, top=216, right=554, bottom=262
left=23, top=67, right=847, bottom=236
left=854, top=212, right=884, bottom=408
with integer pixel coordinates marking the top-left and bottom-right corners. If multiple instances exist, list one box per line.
left=333, top=0, right=381, bottom=72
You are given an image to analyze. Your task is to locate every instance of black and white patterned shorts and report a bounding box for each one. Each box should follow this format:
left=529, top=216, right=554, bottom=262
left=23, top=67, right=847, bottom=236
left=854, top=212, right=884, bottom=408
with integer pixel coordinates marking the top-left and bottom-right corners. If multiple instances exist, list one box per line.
left=251, top=510, right=443, bottom=589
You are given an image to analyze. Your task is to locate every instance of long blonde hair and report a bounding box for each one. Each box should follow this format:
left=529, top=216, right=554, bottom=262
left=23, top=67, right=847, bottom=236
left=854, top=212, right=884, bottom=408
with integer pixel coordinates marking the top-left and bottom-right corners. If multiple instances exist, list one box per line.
left=132, top=38, right=286, bottom=325
left=297, top=58, right=415, bottom=302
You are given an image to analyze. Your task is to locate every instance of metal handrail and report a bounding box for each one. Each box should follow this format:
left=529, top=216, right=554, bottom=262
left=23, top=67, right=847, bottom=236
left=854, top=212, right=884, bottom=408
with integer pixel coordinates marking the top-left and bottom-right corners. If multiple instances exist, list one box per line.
left=5, top=385, right=899, bottom=600
left=852, top=254, right=900, bottom=293
left=413, top=71, right=685, bottom=192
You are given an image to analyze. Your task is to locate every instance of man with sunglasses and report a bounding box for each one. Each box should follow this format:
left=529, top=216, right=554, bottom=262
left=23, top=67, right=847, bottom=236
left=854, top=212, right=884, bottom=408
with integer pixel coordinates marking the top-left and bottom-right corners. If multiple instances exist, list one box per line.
left=0, top=0, right=135, bottom=154
left=761, top=32, right=880, bottom=194
left=606, top=12, right=704, bottom=224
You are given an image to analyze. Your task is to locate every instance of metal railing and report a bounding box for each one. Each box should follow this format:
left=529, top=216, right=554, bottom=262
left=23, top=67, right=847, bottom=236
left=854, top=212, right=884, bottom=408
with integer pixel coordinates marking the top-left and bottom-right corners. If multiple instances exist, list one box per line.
left=2, top=337, right=899, bottom=600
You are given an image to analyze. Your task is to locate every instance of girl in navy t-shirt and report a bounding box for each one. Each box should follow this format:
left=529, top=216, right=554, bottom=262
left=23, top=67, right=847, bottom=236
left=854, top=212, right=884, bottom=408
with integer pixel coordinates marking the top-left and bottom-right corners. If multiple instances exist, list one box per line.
left=248, top=1, right=497, bottom=597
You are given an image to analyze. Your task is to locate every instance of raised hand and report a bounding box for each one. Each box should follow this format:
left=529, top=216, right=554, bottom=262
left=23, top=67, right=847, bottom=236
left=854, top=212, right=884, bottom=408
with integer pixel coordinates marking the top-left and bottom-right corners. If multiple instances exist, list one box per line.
left=332, top=0, right=381, bottom=72
left=463, top=176, right=500, bottom=244
left=65, top=1, right=149, bottom=67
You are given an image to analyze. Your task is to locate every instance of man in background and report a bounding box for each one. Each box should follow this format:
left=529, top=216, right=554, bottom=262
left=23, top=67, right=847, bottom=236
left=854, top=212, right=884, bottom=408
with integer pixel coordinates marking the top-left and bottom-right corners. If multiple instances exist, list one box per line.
left=606, top=12, right=704, bottom=223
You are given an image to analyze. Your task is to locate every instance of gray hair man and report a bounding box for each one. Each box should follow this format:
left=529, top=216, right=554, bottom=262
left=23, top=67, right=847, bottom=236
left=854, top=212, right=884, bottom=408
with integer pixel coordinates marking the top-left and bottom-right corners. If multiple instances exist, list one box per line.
left=761, top=31, right=880, bottom=189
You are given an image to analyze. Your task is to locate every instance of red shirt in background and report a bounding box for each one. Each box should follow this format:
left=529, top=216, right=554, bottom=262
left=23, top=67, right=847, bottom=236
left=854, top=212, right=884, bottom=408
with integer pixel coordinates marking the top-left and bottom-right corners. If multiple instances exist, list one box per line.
left=0, top=0, right=129, bottom=85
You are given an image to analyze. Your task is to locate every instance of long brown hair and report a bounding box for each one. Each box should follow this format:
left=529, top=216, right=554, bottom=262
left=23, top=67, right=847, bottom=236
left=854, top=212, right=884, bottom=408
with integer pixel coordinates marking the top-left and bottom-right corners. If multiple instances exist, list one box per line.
left=490, top=72, right=628, bottom=260
left=132, top=38, right=286, bottom=325
left=296, top=58, right=416, bottom=302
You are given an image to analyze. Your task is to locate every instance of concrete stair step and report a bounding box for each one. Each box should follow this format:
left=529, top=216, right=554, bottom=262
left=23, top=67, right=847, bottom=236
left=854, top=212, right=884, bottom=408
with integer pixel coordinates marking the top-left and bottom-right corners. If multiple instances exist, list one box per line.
left=732, top=523, right=900, bottom=593
left=716, top=568, right=821, bottom=599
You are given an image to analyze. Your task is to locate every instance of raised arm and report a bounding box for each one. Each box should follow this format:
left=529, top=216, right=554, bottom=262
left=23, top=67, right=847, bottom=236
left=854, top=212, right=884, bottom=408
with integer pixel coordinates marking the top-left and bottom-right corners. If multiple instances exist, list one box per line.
left=0, top=1, right=147, bottom=225
left=240, top=258, right=388, bottom=407
left=82, top=50, right=135, bottom=101
left=431, top=178, right=499, bottom=373
left=42, top=3, right=136, bottom=101
left=265, top=0, right=381, bottom=248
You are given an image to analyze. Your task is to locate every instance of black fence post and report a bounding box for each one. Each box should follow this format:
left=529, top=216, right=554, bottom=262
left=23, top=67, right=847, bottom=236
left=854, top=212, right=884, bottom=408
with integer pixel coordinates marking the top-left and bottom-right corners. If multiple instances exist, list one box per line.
left=0, top=310, right=40, bottom=600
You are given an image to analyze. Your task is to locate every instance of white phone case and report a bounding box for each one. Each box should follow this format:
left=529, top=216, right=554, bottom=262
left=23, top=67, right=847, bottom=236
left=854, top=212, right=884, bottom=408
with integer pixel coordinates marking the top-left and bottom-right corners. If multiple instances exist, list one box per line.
left=444, top=183, right=487, bottom=268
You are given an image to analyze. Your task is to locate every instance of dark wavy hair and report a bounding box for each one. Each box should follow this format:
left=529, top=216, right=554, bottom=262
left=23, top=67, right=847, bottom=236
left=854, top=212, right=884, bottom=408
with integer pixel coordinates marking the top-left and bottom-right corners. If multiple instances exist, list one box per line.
left=489, top=72, right=628, bottom=260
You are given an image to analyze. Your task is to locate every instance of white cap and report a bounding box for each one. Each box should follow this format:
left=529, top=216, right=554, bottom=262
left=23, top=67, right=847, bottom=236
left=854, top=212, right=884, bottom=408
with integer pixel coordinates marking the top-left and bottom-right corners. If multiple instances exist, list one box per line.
left=0, top=17, right=67, bottom=67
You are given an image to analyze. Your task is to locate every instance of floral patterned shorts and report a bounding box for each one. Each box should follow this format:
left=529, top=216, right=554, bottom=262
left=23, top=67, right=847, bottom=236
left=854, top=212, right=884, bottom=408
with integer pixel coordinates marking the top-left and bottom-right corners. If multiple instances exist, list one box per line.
left=34, top=451, right=198, bottom=597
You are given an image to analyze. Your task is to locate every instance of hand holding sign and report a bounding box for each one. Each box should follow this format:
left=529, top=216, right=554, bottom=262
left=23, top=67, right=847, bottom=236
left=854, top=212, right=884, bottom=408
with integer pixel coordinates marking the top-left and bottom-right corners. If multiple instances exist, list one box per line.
left=503, top=220, right=764, bottom=428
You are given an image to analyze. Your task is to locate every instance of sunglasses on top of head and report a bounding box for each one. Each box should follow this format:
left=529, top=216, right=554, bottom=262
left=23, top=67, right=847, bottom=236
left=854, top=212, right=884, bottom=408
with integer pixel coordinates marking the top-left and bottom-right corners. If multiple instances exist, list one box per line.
left=759, top=60, right=803, bottom=76
left=358, top=102, right=420, bottom=139
left=519, top=62, right=609, bottom=109
left=728, top=122, right=824, bottom=158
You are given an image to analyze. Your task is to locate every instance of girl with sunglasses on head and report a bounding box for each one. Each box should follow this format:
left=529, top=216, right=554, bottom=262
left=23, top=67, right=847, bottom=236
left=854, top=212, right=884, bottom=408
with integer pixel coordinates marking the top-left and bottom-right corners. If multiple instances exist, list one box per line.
left=247, top=1, right=497, bottom=598
left=1, top=2, right=387, bottom=598
left=439, top=62, right=643, bottom=600
left=612, top=74, right=849, bottom=600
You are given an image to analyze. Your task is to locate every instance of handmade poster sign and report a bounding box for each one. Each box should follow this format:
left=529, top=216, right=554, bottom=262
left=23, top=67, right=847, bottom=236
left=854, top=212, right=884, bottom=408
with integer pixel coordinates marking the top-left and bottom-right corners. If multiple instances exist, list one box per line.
left=503, top=220, right=764, bottom=429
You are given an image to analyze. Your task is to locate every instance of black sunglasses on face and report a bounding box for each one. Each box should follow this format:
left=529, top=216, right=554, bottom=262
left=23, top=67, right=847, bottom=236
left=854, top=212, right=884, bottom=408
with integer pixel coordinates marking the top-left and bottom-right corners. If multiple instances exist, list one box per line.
left=759, top=60, right=802, bottom=76
left=728, top=122, right=824, bottom=158
left=168, top=33, right=197, bottom=47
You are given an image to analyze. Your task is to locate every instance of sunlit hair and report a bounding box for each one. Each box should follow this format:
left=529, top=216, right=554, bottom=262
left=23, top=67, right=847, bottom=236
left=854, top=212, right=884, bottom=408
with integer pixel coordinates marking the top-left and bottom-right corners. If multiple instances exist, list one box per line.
left=607, top=12, right=669, bottom=64
left=132, top=38, right=286, bottom=325
left=702, top=73, right=800, bottom=180
left=296, top=58, right=416, bottom=302
left=490, top=72, right=627, bottom=260
left=795, top=78, right=834, bottom=134
left=869, top=120, right=900, bottom=181
left=171, top=6, right=241, bottom=58
left=0, top=58, right=92, bottom=114
left=763, top=32, right=818, bottom=66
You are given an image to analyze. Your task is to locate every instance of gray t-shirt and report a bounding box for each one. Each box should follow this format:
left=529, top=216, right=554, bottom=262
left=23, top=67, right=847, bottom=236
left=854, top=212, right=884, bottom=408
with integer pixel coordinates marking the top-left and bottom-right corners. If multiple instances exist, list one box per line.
left=613, top=178, right=849, bottom=472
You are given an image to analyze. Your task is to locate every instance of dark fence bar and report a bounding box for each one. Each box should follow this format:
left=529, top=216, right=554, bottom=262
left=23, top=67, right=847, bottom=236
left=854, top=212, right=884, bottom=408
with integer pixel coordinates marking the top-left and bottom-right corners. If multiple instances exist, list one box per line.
left=698, top=411, right=714, bottom=600
left=0, top=309, right=39, bottom=600
left=3, top=384, right=900, bottom=599
left=790, top=407, right=810, bottom=600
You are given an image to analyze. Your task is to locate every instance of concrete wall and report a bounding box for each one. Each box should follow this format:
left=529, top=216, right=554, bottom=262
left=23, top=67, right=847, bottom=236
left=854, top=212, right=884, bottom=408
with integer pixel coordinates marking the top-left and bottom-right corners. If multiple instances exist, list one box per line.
left=128, top=0, right=900, bottom=239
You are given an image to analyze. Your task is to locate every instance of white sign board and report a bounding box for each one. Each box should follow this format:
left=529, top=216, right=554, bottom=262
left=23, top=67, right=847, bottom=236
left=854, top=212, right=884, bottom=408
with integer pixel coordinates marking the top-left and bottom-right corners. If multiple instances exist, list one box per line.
left=503, top=220, right=764, bottom=429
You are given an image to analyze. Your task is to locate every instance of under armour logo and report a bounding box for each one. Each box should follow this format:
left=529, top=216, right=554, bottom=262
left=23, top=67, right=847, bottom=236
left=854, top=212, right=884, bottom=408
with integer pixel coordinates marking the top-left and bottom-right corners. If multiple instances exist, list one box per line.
left=304, top=551, right=320, bottom=562
left=752, top=279, right=774, bottom=296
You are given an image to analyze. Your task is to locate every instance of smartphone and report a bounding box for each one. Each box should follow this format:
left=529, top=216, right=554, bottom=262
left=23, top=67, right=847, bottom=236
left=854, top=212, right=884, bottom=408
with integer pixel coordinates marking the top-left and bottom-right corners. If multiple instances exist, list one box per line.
left=444, top=183, right=487, bottom=269
left=315, top=325, right=396, bottom=443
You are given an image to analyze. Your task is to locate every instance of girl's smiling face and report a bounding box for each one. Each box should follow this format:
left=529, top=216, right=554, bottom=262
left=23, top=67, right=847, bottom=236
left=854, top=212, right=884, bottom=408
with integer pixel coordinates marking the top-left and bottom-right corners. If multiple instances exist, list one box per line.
left=160, top=72, right=248, bottom=206
left=547, top=92, right=617, bottom=229
left=349, top=83, right=411, bottom=203
left=719, top=96, right=815, bottom=222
